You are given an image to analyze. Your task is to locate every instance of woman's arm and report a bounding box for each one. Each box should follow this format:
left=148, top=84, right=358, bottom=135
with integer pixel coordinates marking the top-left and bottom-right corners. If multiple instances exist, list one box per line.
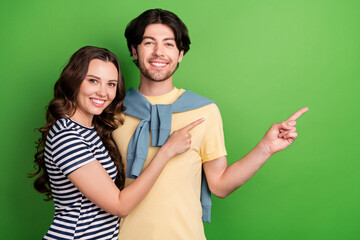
left=67, top=118, right=204, bottom=217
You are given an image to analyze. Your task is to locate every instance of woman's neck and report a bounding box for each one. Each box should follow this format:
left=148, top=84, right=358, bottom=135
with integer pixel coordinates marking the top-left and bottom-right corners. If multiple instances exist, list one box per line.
left=70, top=109, right=93, bottom=127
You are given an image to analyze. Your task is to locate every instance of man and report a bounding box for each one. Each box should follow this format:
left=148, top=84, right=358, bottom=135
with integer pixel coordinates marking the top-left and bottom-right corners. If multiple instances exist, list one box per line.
left=112, top=9, right=308, bottom=240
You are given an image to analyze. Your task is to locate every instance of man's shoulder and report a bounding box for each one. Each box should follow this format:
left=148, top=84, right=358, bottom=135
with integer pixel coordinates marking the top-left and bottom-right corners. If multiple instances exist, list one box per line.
left=195, top=102, right=220, bottom=115
left=175, top=88, right=216, bottom=109
left=181, top=88, right=213, bottom=100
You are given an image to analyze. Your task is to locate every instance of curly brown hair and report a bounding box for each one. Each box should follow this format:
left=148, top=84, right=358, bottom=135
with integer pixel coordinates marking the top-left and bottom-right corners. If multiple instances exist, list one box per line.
left=30, top=46, right=126, bottom=201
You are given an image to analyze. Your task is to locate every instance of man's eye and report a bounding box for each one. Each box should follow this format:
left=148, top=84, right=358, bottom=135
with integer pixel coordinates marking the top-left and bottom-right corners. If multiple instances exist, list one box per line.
left=166, top=43, right=174, bottom=47
left=144, top=42, right=153, bottom=45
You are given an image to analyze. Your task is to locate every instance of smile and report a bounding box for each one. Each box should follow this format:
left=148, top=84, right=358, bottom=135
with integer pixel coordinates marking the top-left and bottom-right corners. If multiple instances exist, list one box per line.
left=150, top=62, right=168, bottom=67
left=90, top=98, right=105, bottom=106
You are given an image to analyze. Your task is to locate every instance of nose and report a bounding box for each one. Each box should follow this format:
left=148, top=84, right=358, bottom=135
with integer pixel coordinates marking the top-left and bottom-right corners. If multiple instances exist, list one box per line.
left=153, top=43, right=164, bottom=56
left=96, top=84, right=106, bottom=98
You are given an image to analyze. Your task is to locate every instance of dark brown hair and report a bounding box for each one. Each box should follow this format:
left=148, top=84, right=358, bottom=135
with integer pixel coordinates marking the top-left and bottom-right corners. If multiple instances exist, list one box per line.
left=125, top=9, right=191, bottom=66
left=30, top=46, right=126, bottom=201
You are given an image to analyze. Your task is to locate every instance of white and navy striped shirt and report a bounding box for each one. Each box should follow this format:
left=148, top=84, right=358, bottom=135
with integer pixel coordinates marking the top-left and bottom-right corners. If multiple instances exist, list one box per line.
left=43, top=118, right=119, bottom=240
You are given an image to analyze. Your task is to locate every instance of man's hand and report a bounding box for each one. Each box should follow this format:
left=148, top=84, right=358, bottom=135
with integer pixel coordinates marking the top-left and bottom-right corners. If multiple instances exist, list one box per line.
left=260, top=107, right=309, bottom=155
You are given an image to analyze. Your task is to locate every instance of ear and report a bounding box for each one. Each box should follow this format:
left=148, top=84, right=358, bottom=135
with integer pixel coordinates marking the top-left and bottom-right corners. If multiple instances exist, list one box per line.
left=178, top=50, right=184, bottom=63
left=131, top=45, right=138, bottom=60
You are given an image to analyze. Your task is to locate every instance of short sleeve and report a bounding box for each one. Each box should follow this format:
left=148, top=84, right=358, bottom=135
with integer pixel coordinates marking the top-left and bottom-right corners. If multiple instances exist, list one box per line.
left=51, top=130, right=96, bottom=176
left=200, top=104, right=227, bottom=163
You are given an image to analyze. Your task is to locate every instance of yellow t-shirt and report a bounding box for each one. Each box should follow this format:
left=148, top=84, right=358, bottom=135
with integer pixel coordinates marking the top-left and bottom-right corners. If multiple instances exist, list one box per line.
left=112, top=87, right=227, bottom=240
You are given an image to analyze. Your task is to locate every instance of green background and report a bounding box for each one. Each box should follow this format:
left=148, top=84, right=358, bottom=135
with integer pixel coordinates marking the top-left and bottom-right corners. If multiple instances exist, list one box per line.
left=1, top=0, right=359, bottom=239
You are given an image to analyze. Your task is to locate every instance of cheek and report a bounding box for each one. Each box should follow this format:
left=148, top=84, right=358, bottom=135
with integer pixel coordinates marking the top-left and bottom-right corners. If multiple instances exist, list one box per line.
left=78, top=82, right=93, bottom=96
left=170, top=53, right=180, bottom=62
left=108, top=88, right=117, bottom=101
left=76, top=91, right=85, bottom=104
left=138, top=49, right=150, bottom=60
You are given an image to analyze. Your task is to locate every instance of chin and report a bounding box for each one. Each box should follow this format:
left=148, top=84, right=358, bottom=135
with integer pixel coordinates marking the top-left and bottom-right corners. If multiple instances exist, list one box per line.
left=90, top=109, right=106, bottom=116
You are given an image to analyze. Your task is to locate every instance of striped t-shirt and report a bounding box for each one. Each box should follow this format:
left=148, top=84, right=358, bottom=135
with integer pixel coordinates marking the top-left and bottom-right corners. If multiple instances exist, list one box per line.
left=43, top=118, right=119, bottom=240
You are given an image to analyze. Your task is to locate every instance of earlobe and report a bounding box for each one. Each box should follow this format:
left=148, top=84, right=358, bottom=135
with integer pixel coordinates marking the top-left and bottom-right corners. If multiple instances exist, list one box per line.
left=131, top=45, right=138, bottom=60
left=178, top=50, right=184, bottom=63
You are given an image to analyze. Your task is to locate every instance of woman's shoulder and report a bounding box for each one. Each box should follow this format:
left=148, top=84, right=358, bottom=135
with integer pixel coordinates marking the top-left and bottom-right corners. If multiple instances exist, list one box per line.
left=47, top=118, right=83, bottom=141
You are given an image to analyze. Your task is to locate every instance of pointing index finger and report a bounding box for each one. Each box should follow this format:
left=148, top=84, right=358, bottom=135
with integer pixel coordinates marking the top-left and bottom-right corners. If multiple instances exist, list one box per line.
left=286, top=107, right=309, bottom=121
left=182, top=118, right=205, bottom=132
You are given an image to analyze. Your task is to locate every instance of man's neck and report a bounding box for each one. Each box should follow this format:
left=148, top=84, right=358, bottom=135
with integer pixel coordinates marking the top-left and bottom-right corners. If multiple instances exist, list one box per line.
left=138, top=77, right=174, bottom=96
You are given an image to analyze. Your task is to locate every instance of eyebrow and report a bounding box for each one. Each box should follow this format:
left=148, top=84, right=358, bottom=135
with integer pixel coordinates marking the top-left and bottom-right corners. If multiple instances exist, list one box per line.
left=87, top=75, right=100, bottom=79
left=142, top=36, right=175, bottom=41
left=87, top=75, right=118, bottom=82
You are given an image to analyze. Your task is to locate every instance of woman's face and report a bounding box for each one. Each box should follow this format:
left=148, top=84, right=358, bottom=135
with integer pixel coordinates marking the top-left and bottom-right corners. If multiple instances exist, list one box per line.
left=72, top=59, right=118, bottom=126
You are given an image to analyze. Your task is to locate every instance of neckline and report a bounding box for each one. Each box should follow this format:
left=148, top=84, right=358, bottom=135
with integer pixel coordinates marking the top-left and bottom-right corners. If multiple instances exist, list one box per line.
left=142, top=87, right=179, bottom=102
left=68, top=118, right=94, bottom=130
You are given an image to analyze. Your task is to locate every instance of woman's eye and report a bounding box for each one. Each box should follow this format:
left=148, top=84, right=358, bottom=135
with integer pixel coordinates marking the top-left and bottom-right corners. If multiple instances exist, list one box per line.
left=108, top=83, right=116, bottom=87
left=89, top=79, right=98, bottom=83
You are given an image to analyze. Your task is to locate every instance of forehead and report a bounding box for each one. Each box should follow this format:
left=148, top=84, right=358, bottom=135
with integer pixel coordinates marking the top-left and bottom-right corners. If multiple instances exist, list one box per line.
left=87, top=59, right=118, bottom=79
left=143, top=24, right=175, bottom=40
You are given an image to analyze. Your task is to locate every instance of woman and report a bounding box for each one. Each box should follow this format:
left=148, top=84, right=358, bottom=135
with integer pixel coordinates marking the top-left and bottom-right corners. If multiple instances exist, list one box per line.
left=31, top=46, right=204, bottom=239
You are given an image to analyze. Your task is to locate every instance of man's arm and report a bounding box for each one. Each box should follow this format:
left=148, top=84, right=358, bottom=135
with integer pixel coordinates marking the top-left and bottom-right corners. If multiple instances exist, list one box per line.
left=203, top=107, right=309, bottom=198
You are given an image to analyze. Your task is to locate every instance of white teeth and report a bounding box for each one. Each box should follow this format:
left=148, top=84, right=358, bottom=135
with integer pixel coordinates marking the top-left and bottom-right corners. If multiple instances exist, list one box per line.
left=91, top=99, right=105, bottom=104
left=150, top=62, right=167, bottom=67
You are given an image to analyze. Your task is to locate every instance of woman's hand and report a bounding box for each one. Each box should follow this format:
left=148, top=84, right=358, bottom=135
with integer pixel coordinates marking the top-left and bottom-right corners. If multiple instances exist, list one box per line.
left=161, top=118, right=205, bottom=158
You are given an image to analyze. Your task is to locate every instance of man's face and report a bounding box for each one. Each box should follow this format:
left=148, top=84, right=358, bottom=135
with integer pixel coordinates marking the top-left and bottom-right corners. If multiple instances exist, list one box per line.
left=132, top=24, right=184, bottom=82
